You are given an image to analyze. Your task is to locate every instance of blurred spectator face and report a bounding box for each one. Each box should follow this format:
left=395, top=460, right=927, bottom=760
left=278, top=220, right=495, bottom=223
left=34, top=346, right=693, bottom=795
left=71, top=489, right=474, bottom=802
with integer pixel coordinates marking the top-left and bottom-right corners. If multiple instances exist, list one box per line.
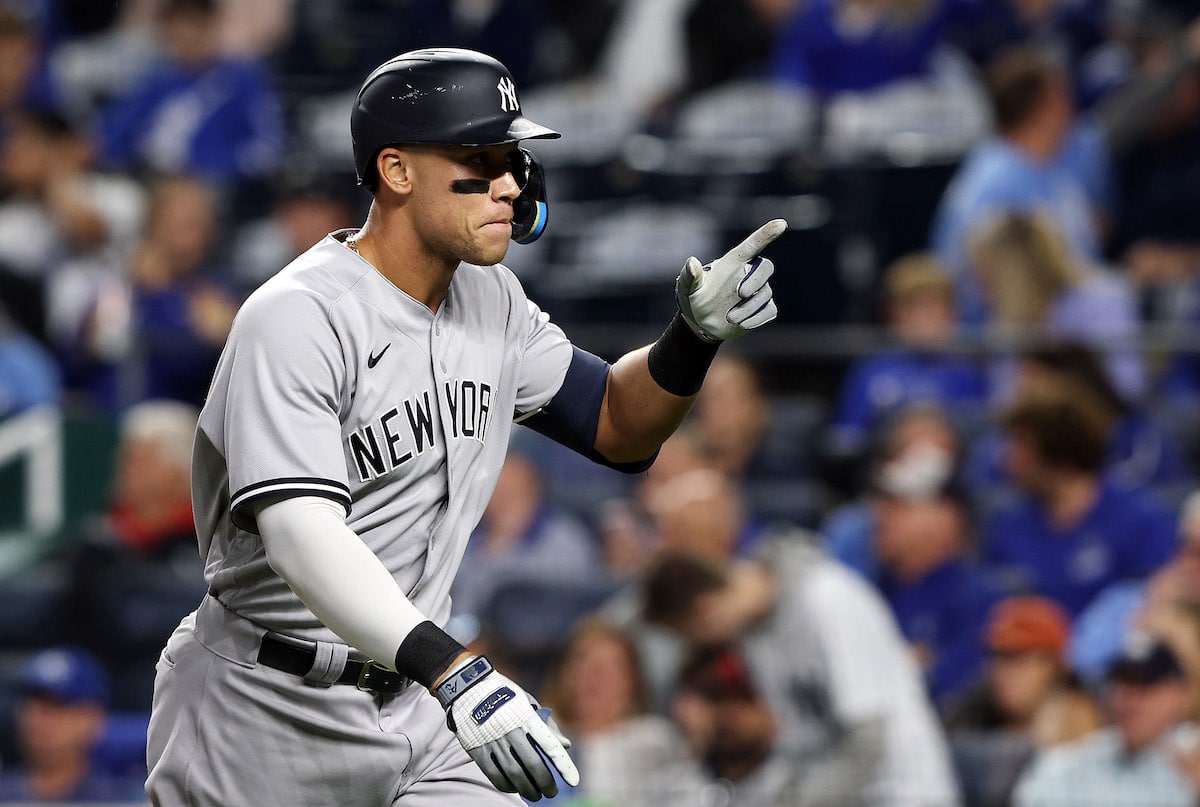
left=114, top=434, right=190, bottom=513
left=636, top=429, right=712, bottom=510
left=1037, top=69, right=1074, bottom=143
left=886, top=406, right=958, bottom=460
left=874, top=496, right=963, bottom=573
left=112, top=401, right=197, bottom=514
left=986, top=596, right=1071, bottom=724
left=989, top=650, right=1061, bottom=722
left=1014, top=358, right=1055, bottom=397
left=480, top=453, right=541, bottom=542
left=748, top=0, right=800, bottom=25
left=1004, top=429, right=1045, bottom=492
left=1111, top=677, right=1191, bottom=753
left=883, top=255, right=957, bottom=346
left=649, top=469, right=744, bottom=561
left=160, top=5, right=220, bottom=70
left=280, top=194, right=355, bottom=257
left=19, top=695, right=104, bottom=768
left=692, top=357, right=770, bottom=475
left=0, top=116, right=51, bottom=192
left=1009, top=0, right=1057, bottom=23
left=890, top=289, right=955, bottom=345
left=17, top=648, right=109, bottom=771
left=145, top=177, right=217, bottom=277
left=675, top=649, right=775, bottom=782
left=875, top=407, right=959, bottom=501
left=0, top=114, right=90, bottom=194
left=559, top=626, right=642, bottom=734
left=1174, top=496, right=1200, bottom=602
left=0, top=11, right=37, bottom=109
left=695, top=694, right=777, bottom=781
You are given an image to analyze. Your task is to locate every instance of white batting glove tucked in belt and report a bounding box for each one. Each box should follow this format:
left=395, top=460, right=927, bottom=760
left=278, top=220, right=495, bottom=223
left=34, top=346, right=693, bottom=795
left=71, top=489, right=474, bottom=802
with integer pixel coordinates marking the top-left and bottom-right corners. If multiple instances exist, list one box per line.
left=676, top=218, right=788, bottom=342
left=435, top=656, right=579, bottom=801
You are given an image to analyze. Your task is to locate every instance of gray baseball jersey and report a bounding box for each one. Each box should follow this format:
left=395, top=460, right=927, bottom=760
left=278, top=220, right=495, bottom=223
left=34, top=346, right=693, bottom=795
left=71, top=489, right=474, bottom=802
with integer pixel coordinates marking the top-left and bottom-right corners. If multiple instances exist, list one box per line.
left=742, top=539, right=960, bottom=807
left=192, top=228, right=572, bottom=640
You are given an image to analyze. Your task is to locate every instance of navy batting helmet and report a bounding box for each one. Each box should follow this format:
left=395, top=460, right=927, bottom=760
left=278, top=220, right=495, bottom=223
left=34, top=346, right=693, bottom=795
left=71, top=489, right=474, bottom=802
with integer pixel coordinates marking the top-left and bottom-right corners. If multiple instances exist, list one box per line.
left=351, top=48, right=560, bottom=188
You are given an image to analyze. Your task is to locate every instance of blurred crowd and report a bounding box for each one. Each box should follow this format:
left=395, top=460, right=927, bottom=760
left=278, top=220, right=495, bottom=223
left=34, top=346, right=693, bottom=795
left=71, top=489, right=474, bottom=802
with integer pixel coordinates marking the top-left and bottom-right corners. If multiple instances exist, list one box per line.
left=6, top=0, right=1200, bottom=805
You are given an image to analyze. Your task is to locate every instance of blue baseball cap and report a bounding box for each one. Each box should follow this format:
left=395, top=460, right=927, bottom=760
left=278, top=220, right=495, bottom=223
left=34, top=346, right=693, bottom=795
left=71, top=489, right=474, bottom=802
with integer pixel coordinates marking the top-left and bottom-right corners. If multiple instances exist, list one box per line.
left=19, top=648, right=110, bottom=706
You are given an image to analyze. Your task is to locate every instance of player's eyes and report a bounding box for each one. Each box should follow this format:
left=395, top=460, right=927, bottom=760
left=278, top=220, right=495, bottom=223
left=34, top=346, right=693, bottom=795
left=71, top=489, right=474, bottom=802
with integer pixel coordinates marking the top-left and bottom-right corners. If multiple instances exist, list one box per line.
left=463, top=151, right=529, bottom=189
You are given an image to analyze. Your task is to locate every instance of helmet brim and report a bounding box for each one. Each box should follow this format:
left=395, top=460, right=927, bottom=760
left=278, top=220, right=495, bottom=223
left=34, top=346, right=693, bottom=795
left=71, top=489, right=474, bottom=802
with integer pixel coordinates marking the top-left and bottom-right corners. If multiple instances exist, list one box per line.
left=506, top=115, right=561, bottom=142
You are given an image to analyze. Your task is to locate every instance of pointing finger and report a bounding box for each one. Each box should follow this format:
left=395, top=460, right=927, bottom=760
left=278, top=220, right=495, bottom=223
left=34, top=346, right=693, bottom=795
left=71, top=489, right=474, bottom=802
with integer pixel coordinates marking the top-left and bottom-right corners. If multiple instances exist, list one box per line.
left=725, top=219, right=787, bottom=264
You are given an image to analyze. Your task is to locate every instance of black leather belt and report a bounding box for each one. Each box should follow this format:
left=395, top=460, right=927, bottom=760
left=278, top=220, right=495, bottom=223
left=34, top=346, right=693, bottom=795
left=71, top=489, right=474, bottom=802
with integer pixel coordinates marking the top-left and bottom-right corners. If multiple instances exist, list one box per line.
left=257, top=634, right=409, bottom=694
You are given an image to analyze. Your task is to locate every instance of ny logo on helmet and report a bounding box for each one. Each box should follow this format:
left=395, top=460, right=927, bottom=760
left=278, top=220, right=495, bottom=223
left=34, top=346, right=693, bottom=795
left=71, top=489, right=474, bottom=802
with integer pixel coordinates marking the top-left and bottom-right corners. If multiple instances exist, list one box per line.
left=497, top=77, right=519, bottom=113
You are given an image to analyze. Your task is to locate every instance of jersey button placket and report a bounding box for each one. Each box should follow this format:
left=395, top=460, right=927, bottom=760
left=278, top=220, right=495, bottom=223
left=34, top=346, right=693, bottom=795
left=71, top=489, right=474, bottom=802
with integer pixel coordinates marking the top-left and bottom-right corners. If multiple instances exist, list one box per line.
left=432, top=319, right=447, bottom=378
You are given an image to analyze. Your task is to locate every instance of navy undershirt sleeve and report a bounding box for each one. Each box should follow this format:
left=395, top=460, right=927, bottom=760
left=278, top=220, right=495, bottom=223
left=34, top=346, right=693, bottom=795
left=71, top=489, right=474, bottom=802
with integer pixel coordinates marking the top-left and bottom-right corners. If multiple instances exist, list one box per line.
left=521, top=346, right=657, bottom=474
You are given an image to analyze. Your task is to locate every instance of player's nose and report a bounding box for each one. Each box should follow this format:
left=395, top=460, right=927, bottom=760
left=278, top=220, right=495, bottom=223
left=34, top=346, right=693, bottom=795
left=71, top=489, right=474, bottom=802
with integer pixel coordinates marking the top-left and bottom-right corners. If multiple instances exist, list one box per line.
left=491, top=168, right=520, bottom=203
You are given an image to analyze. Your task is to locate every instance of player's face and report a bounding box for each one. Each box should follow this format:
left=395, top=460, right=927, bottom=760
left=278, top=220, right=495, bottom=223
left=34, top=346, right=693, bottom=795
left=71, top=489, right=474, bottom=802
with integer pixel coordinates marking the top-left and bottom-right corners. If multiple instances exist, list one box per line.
left=405, top=144, right=523, bottom=267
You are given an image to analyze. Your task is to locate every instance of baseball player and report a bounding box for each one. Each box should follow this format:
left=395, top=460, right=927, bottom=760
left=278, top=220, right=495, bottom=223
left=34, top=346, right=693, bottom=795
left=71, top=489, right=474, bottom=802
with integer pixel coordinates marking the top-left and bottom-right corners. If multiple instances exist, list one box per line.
left=144, top=47, right=786, bottom=806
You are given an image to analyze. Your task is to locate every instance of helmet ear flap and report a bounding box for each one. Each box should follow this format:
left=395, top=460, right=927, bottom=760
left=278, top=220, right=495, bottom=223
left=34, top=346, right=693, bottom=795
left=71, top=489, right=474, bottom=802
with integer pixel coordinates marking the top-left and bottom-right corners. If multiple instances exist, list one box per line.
left=511, top=149, right=548, bottom=245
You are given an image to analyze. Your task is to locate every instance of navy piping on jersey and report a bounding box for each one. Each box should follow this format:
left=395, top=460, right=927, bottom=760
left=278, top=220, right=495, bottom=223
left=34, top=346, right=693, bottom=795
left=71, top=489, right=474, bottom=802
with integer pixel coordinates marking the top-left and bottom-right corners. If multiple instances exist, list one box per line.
left=522, top=346, right=657, bottom=474
left=231, top=477, right=352, bottom=534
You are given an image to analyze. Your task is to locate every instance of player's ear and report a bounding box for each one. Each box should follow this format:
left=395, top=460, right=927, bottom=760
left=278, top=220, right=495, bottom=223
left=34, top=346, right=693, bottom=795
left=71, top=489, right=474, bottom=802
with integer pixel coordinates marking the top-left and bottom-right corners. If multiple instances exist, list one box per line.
left=375, top=147, right=413, bottom=196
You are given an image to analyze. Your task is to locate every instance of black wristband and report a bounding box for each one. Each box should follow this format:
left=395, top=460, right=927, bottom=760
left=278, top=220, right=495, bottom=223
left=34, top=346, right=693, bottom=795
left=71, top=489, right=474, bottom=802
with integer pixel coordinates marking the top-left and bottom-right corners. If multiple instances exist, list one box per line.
left=394, top=620, right=468, bottom=689
left=647, top=313, right=721, bottom=397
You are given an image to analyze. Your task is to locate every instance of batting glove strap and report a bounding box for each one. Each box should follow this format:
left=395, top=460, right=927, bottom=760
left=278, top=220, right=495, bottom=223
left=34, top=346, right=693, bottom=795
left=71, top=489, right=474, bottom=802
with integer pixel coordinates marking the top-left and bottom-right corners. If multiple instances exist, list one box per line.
left=433, top=655, right=494, bottom=710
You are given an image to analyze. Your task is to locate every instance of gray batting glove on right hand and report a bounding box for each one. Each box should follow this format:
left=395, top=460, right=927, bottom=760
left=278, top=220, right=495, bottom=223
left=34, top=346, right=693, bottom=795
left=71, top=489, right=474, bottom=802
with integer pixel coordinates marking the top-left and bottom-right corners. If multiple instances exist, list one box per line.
left=676, top=218, right=787, bottom=342
left=435, top=656, right=579, bottom=801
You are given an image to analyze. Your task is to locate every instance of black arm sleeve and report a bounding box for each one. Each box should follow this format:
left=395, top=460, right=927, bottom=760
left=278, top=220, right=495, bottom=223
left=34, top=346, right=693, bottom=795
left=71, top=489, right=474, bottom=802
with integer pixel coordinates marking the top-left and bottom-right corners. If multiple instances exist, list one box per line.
left=520, top=346, right=657, bottom=474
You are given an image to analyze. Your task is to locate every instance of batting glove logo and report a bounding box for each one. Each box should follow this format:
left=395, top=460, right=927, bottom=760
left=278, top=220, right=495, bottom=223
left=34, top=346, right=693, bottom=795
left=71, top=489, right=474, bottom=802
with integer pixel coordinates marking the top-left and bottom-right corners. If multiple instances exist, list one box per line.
left=472, top=686, right=515, bottom=725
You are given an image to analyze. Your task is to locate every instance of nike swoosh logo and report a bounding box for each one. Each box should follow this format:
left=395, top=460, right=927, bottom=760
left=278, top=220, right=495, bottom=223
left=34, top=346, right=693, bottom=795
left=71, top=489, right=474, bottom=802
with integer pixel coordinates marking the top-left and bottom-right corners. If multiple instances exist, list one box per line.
left=367, top=344, right=390, bottom=369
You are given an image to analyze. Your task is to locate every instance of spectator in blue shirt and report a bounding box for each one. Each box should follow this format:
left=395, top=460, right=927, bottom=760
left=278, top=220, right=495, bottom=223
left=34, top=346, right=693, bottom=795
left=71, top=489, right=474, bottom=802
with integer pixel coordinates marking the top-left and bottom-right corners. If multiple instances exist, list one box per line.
left=59, top=173, right=238, bottom=409
left=983, top=377, right=1177, bottom=618
left=0, top=4, right=61, bottom=132
left=824, top=402, right=963, bottom=580
left=770, top=0, right=981, bottom=97
left=966, top=341, right=1189, bottom=496
left=1072, top=488, right=1200, bottom=686
left=931, top=45, right=1110, bottom=316
left=98, top=0, right=283, bottom=182
left=873, top=485, right=1004, bottom=705
left=831, top=253, right=988, bottom=456
left=0, top=647, right=146, bottom=804
left=935, top=30, right=1200, bottom=318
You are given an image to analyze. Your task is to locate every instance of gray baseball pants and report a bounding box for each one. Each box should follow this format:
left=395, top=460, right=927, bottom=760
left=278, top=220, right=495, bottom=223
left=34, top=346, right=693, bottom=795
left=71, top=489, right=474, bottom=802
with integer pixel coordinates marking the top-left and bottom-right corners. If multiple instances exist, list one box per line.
left=145, top=595, right=522, bottom=806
